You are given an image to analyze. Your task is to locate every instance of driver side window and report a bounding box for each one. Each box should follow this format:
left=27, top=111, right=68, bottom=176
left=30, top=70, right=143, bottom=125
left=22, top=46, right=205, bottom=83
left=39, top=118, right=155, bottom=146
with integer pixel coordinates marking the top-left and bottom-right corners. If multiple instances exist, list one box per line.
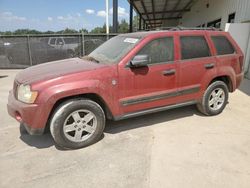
left=137, top=37, right=174, bottom=64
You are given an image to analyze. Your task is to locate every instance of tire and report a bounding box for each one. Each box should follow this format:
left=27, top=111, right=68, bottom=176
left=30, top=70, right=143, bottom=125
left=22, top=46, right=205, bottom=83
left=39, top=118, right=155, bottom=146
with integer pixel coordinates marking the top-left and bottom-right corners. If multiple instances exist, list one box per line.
left=50, top=98, right=105, bottom=149
left=197, top=81, right=229, bottom=116
left=19, top=123, right=28, bottom=134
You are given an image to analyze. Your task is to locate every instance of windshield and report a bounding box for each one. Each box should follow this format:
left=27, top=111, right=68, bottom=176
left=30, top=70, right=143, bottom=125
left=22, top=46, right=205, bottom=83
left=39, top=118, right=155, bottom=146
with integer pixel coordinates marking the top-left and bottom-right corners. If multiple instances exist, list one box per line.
left=89, top=35, right=140, bottom=64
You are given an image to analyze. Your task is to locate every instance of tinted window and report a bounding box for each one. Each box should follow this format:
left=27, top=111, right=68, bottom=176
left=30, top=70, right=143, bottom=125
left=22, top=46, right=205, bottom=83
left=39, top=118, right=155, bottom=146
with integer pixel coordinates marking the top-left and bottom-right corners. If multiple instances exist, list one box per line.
left=49, top=38, right=56, bottom=45
left=181, top=36, right=210, bottom=60
left=137, top=37, right=174, bottom=64
left=56, top=38, right=63, bottom=45
left=211, top=36, right=235, bottom=55
left=90, top=36, right=140, bottom=64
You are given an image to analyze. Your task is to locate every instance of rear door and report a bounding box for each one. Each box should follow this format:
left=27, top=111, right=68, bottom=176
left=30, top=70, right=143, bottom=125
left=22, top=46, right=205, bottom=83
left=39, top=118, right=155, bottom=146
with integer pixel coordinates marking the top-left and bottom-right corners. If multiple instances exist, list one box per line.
left=177, top=32, right=217, bottom=101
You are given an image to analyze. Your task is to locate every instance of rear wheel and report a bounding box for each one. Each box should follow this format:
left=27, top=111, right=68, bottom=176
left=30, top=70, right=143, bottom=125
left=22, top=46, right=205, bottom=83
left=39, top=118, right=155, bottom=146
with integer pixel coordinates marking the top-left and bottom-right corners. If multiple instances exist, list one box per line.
left=197, top=81, right=228, bottom=116
left=19, top=123, right=28, bottom=134
left=50, top=99, right=105, bottom=149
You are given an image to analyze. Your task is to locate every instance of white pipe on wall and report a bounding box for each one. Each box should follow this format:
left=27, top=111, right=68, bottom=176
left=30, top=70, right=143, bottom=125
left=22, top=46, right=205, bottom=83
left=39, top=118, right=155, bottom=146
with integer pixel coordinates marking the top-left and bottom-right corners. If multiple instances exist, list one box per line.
left=106, top=0, right=109, bottom=34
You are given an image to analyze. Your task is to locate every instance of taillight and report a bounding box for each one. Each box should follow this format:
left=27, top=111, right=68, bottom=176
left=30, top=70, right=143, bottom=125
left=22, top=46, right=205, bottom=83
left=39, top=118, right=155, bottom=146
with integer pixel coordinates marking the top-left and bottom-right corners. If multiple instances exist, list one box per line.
left=239, top=54, right=244, bottom=72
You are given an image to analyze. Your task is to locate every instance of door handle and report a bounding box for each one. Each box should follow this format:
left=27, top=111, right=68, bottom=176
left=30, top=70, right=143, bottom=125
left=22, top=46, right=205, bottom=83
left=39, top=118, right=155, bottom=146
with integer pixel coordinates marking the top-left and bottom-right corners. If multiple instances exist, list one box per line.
left=162, top=69, right=176, bottom=76
left=204, top=63, right=215, bottom=69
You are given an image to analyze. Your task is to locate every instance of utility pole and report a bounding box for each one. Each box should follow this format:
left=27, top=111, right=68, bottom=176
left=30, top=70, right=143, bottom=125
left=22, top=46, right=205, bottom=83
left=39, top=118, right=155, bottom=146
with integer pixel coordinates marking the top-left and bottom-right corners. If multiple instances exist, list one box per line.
left=113, top=0, right=118, bottom=33
left=106, top=0, right=109, bottom=34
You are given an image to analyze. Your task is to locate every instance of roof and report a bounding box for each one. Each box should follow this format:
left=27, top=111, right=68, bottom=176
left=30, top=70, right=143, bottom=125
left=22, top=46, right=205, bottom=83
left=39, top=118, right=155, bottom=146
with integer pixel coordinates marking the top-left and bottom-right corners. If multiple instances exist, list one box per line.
left=120, top=30, right=164, bottom=38
left=120, top=27, right=224, bottom=38
left=128, top=0, right=198, bottom=28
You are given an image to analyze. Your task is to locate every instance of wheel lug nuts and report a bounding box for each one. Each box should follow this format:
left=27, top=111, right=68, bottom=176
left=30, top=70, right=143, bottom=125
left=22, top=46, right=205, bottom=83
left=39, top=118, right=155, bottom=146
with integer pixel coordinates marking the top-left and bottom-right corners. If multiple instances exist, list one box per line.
left=78, top=128, right=81, bottom=131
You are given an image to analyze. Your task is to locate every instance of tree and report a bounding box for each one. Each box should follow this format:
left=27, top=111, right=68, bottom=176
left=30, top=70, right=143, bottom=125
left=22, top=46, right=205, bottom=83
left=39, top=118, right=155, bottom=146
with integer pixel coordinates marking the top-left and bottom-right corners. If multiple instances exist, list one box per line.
left=79, top=28, right=88, bottom=33
left=118, top=19, right=129, bottom=33
left=90, top=26, right=105, bottom=33
left=13, top=29, right=42, bottom=35
left=133, top=15, right=139, bottom=32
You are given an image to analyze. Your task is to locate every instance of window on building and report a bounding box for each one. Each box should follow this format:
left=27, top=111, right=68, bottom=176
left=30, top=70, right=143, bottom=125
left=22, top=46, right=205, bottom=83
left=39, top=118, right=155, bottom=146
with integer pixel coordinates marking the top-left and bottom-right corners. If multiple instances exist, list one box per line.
left=211, top=36, right=235, bottom=55
left=180, top=36, right=211, bottom=60
left=228, top=12, right=236, bottom=23
left=208, top=19, right=221, bottom=28
left=137, top=37, right=174, bottom=64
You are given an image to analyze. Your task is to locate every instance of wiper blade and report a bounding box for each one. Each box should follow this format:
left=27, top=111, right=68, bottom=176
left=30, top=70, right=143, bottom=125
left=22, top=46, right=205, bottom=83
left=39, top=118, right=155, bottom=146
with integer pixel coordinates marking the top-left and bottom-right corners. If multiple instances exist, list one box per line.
left=81, top=56, right=99, bottom=63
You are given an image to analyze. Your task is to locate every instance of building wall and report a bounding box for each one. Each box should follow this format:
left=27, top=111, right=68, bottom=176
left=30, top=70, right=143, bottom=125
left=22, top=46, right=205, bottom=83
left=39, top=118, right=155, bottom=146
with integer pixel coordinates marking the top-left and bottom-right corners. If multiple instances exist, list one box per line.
left=162, top=20, right=179, bottom=27
left=180, top=0, right=250, bottom=29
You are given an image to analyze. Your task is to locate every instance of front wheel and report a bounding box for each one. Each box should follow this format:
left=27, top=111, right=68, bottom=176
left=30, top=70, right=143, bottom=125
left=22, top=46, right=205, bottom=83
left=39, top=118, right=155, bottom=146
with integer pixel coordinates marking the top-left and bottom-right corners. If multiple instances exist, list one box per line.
left=50, top=99, right=105, bottom=149
left=197, top=81, right=229, bottom=116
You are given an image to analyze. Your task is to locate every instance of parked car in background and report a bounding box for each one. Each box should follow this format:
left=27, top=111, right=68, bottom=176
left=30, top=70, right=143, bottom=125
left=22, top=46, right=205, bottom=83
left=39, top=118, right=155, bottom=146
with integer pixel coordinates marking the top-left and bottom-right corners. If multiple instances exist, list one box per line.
left=47, top=37, right=79, bottom=57
left=0, top=39, right=12, bottom=55
left=73, top=39, right=104, bottom=56
left=6, top=41, right=72, bottom=65
left=7, top=28, right=244, bottom=149
left=0, top=40, right=4, bottom=55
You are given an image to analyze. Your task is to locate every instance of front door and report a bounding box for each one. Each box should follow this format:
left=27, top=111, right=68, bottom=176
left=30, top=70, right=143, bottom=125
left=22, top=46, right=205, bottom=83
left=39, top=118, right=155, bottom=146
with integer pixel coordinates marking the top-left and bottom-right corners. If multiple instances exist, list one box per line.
left=118, top=36, right=179, bottom=114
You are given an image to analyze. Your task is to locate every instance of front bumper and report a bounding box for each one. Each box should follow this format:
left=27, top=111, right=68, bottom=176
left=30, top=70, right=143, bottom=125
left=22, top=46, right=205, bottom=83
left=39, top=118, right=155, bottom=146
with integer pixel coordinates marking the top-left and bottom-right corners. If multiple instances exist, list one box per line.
left=7, top=90, right=46, bottom=135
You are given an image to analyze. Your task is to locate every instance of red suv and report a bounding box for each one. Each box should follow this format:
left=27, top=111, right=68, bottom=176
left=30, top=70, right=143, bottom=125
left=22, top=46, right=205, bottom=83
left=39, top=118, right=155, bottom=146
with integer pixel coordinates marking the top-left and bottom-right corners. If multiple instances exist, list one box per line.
left=7, top=29, right=244, bottom=149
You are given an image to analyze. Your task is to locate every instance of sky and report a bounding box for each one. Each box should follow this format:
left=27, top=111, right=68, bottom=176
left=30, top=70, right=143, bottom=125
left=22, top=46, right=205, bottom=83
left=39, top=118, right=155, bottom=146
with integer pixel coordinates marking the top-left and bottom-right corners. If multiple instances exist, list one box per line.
left=0, top=0, right=131, bottom=31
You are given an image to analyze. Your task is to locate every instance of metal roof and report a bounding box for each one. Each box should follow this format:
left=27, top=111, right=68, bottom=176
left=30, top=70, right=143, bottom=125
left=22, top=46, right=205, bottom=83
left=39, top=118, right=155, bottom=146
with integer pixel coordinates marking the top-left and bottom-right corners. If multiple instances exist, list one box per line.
left=128, top=0, right=198, bottom=28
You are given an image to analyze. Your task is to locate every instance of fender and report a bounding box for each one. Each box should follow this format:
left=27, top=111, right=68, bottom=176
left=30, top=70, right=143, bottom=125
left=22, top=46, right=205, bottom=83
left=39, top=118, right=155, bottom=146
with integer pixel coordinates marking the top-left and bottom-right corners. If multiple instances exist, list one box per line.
left=203, top=65, right=236, bottom=92
left=34, top=79, right=117, bottom=127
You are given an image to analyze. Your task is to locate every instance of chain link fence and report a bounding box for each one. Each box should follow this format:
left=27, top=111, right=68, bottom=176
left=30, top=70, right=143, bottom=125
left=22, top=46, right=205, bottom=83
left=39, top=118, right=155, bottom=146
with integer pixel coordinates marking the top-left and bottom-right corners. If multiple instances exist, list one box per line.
left=0, top=33, right=117, bottom=68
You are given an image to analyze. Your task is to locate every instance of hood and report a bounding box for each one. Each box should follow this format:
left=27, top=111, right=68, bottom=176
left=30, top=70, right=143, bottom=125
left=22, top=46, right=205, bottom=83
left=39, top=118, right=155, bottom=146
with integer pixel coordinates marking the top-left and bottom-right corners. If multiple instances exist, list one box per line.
left=15, top=58, right=107, bottom=84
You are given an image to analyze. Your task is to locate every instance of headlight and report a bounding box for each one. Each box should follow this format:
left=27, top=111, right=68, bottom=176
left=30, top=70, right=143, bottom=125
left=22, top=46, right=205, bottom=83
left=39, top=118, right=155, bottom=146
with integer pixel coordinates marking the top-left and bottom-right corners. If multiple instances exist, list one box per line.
left=17, top=84, right=38, bottom=104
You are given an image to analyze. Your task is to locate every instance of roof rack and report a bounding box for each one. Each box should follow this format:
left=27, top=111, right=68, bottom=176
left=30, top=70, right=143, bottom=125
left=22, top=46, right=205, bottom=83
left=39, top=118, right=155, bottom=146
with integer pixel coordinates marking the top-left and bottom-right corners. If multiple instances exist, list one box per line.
left=154, top=26, right=222, bottom=31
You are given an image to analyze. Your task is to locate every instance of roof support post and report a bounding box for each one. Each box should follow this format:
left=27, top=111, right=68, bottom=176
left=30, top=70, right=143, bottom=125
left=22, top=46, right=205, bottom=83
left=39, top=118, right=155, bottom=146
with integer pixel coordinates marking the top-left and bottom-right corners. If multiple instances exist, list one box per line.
left=129, top=1, right=133, bottom=32
left=139, top=14, right=142, bottom=30
left=112, top=0, right=118, bottom=33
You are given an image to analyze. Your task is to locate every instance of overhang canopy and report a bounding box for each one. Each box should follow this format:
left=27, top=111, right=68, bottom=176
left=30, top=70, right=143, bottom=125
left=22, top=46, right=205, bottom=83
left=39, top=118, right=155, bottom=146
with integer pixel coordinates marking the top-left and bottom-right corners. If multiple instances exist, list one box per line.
left=128, top=0, right=197, bottom=28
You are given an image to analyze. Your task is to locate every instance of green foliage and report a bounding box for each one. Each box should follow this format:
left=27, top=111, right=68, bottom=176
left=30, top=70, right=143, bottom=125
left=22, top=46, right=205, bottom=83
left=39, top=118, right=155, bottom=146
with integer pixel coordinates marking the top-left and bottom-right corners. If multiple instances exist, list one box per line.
left=79, top=28, right=88, bottom=33
left=0, top=19, right=133, bottom=35
left=90, top=26, right=106, bottom=33
left=118, top=19, right=129, bottom=33
left=0, top=28, right=89, bottom=35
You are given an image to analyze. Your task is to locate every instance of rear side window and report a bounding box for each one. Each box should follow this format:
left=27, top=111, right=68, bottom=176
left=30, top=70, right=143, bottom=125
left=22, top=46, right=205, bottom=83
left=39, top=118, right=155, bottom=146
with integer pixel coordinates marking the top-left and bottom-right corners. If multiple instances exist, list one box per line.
left=137, top=37, right=174, bottom=64
left=211, top=36, right=235, bottom=55
left=180, top=36, right=211, bottom=60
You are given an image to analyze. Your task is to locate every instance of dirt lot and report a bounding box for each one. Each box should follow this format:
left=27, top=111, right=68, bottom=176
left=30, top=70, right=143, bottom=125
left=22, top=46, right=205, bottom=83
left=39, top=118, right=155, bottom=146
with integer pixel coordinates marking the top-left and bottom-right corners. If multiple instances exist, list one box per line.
left=0, top=69, right=250, bottom=188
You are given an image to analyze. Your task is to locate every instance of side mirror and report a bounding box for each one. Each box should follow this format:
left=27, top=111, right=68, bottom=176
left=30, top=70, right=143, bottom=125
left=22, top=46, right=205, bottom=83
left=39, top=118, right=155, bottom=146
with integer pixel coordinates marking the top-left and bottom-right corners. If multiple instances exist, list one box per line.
left=129, top=54, right=149, bottom=68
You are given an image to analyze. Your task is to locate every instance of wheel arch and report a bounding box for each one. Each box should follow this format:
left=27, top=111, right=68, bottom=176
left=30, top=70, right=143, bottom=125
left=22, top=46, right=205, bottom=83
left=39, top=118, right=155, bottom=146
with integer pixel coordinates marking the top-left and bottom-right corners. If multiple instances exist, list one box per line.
left=208, top=75, right=233, bottom=92
left=44, top=93, right=114, bottom=133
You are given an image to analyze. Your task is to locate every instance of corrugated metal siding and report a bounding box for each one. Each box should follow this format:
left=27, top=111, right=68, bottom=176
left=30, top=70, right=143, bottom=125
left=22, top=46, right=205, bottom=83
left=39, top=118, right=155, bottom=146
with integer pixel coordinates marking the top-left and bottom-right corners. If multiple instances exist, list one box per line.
left=179, top=0, right=250, bottom=29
